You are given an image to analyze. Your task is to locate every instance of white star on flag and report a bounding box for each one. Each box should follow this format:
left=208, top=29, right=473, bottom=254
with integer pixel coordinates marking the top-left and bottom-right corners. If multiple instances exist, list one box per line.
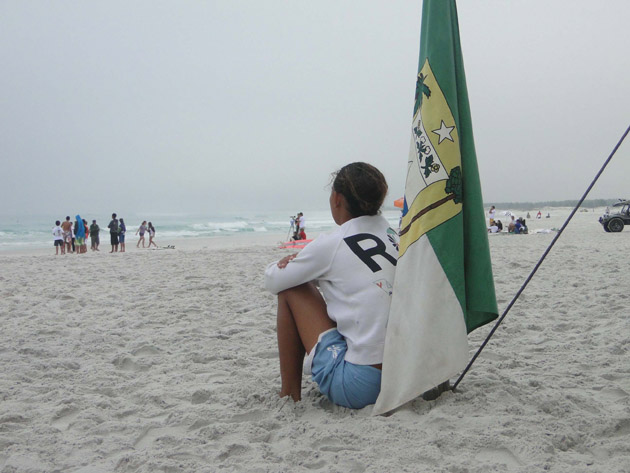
left=432, top=120, right=455, bottom=144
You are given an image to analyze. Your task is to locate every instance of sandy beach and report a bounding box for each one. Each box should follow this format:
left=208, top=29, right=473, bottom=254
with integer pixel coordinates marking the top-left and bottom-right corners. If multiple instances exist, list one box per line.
left=1, top=209, right=629, bottom=472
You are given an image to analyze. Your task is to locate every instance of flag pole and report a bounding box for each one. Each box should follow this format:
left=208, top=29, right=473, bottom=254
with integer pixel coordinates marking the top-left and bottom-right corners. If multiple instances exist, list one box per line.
left=452, top=124, right=630, bottom=392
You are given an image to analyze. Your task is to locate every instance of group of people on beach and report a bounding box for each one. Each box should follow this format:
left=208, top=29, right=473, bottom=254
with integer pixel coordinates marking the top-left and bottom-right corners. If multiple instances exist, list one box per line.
left=526, top=211, right=550, bottom=219
left=487, top=205, right=528, bottom=234
left=290, top=212, right=307, bottom=241
left=52, top=213, right=157, bottom=255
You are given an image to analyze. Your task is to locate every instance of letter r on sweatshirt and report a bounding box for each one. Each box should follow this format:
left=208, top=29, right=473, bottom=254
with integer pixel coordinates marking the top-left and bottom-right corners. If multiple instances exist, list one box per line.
left=343, top=233, right=397, bottom=272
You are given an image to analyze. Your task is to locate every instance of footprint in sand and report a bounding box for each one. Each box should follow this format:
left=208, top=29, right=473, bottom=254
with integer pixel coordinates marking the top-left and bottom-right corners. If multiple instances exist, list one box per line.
left=227, top=410, right=265, bottom=423
left=134, top=425, right=188, bottom=449
left=190, top=390, right=213, bottom=405
left=600, top=387, right=629, bottom=402
left=475, top=447, right=523, bottom=468
left=51, top=407, right=80, bottom=430
left=612, top=418, right=630, bottom=436
left=216, top=443, right=250, bottom=461
left=112, top=356, right=145, bottom=372
left=251, top=350, right=278, bottom=360
left=131, top=345, right=161, bottom=356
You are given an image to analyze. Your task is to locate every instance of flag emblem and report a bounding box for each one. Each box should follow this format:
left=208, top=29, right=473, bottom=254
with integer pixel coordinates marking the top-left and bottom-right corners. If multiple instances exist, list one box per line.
left=401, top=59, right=462, bottom=257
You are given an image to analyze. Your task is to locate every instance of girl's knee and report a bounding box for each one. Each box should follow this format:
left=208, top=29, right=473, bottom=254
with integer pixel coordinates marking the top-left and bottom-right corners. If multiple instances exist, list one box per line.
left=282, top=284, right=325, bottom=310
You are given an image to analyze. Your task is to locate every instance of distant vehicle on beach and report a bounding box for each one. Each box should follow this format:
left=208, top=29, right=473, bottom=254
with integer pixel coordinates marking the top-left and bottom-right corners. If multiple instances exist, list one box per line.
left=599, top=200, right=630, bottom=232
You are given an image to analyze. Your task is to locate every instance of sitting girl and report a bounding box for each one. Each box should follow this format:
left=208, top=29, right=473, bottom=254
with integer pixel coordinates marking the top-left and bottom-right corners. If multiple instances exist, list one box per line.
left=265, top=162, right=398, bottom=409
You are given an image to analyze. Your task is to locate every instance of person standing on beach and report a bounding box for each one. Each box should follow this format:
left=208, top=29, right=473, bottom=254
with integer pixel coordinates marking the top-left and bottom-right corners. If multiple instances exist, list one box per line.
left=61, top=216, right=73, bottom=253
left=488, top=205, right=496, bottom=226
left=289, top=216, right=297, bottom=241
left=292, top=214, right=300, bottom=241
left=136, top=221, right=147, bottom=248
left=83, top=219, right=89, bottom=250
left=74, top=215, right=86, bottom=254
left=265, top=162, right=397, bottom=409
left=53, top=220, right=65, bottom=255
left=108, top=213, right=119, bottom=253
left=297, top=212, right=306, bottom=240
left=90, top=220, right=100, bottom=251
left=71, top=218, right=77, bottom=253
left=147, top=222, right=157, bottom=248
left=118, top=218, right=127, bottom=252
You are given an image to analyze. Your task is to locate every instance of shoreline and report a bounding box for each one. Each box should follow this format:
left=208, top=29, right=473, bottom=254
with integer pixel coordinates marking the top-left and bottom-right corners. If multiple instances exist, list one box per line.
left=0, top=206, right=606, bottom=257
left=0, top=231, right=317, bottom=257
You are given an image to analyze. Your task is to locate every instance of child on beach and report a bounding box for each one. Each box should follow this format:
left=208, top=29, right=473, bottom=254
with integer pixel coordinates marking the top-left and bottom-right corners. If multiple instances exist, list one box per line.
left=265, top=162, right=397, bottom=409
left=90, top=220, right=100, bottom=251
left=53, top=221, right=64, bottom=255
left=136, top=221, right=147, bottom=248
left=147, top=222, right=157, bottom=248
left=74, top=215, right=86, bottom=254
left=118, top=218, right=127, bottom=252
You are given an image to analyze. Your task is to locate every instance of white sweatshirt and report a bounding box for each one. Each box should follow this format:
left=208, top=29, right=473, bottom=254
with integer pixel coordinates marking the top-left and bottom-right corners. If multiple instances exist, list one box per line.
left=265, top=215, right=398, bottom=365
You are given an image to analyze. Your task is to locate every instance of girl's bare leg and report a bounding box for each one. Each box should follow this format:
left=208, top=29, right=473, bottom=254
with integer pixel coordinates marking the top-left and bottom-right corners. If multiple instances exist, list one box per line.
left=276, top=282, right=335, bottom=401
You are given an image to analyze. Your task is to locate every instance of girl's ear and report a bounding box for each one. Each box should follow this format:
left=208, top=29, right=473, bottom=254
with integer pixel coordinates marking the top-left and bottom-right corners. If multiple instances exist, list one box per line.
left=332, top=191, right=344, bottom=208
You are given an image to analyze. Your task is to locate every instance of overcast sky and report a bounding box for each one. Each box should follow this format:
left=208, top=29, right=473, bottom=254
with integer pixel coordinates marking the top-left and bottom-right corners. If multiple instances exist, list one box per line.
left=1, top=0, right=629, bottom=216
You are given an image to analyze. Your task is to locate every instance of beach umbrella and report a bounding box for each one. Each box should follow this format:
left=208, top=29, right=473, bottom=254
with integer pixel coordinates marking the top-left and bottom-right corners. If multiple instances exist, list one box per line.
left=394, top=197, right=404, bottom=208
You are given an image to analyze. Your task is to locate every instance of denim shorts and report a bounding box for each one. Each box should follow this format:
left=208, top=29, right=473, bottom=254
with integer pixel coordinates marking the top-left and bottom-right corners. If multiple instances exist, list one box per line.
left=308, top=329, right=382, bottom=409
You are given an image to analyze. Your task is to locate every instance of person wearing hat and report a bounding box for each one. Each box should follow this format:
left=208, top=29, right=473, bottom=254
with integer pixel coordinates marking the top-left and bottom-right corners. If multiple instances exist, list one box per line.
left=89, top=219, right=100, bottom=251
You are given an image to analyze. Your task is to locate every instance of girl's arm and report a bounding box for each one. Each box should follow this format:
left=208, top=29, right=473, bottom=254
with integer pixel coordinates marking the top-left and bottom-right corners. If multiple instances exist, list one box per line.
left=264, top=237, right=334, bottom=295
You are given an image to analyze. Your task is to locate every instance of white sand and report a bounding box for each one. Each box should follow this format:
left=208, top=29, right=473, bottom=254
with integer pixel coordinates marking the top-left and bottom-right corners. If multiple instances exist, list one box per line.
left=1, top=210, right=629, bottom=472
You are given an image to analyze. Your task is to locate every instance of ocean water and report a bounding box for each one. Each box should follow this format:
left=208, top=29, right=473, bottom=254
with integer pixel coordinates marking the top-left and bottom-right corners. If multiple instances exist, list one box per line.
left=2, top=206, right=605, bottom=253
left=0, top=210, right=403, bottom=252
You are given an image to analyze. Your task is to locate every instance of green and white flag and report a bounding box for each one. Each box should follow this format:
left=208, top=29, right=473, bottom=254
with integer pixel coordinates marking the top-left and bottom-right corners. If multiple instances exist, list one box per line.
left=373, top=0, right=498, bottom=415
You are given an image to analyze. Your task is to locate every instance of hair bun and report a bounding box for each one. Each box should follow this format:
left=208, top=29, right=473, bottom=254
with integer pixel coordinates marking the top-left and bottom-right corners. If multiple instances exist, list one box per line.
left=332, top=162, right=388, bottom=217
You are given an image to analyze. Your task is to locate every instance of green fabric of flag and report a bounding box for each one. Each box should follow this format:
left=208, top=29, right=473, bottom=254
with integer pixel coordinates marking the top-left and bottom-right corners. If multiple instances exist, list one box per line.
left=419, top=0, right=499, bottom=332
left=374, top=0, right=498, bottom=415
